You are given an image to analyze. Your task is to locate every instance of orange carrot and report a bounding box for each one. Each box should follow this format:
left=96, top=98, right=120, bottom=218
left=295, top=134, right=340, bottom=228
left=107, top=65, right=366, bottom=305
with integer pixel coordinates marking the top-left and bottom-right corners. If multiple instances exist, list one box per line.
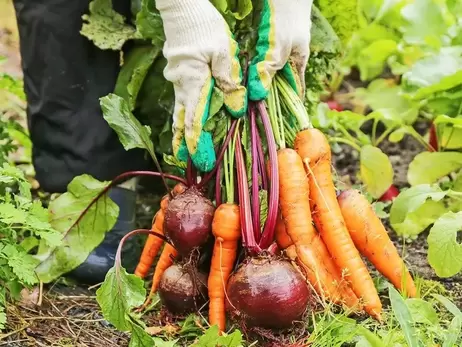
left=134, top=184, right=186, bottom=278
left=208, top=203, right=241, bottom=332
left=134, top=196, right=170, bottom=278
left=277, top=148, right=359, bottom=309
left=151, top=244, right=178, bottom=294
left=337, top=189, right=416, bottom=297
left=294, top=128, right=382, bottom=319
left=275, top=211, right=293, bottom=250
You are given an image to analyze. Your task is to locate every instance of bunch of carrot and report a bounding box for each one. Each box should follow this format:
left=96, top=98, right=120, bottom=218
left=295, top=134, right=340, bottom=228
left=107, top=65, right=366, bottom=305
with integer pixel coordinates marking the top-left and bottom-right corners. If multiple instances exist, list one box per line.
left=130, top=73, right=416, bottom=333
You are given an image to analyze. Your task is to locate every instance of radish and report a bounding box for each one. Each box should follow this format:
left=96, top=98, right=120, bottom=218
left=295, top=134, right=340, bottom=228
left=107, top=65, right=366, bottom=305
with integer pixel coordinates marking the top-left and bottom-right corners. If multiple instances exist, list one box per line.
left=158, top=263, right=208, bottom=314
left=378, top=185, right=399, bottom=202
left=164, top=186, right=215, bottom=256
left=327, top=100, right=343, bottom=112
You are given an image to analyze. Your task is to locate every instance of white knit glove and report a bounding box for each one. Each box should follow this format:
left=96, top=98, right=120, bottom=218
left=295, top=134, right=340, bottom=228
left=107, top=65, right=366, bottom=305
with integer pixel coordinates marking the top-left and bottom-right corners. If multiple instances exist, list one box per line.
left=248, top=0, right=313, bottom=101
left=156, top=0, right=247, bottom=172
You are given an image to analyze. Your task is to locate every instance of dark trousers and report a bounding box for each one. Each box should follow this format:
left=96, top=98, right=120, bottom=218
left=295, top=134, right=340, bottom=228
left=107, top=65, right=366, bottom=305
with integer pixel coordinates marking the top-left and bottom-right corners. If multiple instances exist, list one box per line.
left=13, top=0, right=148, bottom=193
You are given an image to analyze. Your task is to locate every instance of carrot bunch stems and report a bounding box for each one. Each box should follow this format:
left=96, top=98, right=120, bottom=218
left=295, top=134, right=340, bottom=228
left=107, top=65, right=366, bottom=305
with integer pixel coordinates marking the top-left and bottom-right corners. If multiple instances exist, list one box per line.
left=256, top=102, right=279, bottom=250
left=215, top=163, right=222, bottom=207
left=250, top=107, right=262, bottom=243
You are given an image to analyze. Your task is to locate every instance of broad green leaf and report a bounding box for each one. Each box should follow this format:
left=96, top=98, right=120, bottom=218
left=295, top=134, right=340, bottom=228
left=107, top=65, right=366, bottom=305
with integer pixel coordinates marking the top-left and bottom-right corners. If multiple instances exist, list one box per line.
left=100, top=93, right=155, bottom=159
left=390, top=184, right=448, bottom=237
left=412, top=70, right=462, bottom=100
left=310, top=5, right=342, bottom=54
left=357, top=39, right=398, bottom=81
left=114, top=45, right=161, bottom=110
left=80, top=0, right=138, bottom=50
left=355, top=79, right=418, bottom=124
left=408, top=152, right=462, bottom=186
left=433, top=294, right=462, bottom=318
left=405, top=298, right=438, bottom=324
left=35, top=175, right=118, bottom=283
left=360, top=145, right=394, bottom=198
left=194, top=325, right=243, bottom=347
left=316, top=0, right=360, bottom=45
left=96, top=266, right=146, bottom=331
left=443, top=316, right=462, bottom=347
left=400, top=0, right=454, bottom=47
left=135, top=0, right=165, bottom=47
left=129, top=323, right=155, bottom=347
left=427, top=211, right=462, bottom=278
left=389, top=285, right=420, bottom=347
left=433, top=115, right=462, bottom=150
left=402, top=47, right=462, bottom=90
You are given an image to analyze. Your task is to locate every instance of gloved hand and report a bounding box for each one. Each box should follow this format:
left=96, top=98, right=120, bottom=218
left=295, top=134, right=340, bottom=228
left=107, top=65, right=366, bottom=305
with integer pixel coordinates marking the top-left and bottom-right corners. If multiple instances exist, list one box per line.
left=156, top=0, right=247, bottom=172
left=248, top=0, right=314, bottom=101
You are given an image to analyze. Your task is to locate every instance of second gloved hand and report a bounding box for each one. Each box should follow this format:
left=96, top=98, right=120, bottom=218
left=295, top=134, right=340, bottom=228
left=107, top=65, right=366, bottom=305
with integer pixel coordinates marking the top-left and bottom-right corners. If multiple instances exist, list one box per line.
left=156, top=0, right=247, bottom=172
left=248, top=0, right=314, bottom=101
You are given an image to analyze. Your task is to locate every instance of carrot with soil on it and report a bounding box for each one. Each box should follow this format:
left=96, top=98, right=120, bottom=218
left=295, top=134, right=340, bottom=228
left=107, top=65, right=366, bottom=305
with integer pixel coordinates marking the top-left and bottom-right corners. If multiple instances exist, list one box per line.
left=337, top=189, right=416, bottom=297
left=294, top=126, right=382, bottom=319
left=208, top=120, right=241, bottom=332
left=276, top=147, right=359, bottom=309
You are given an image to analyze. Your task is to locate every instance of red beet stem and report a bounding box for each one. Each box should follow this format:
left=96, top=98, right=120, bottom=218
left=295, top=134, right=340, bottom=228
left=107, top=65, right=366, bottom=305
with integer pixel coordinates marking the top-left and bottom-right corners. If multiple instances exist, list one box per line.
left=256, top=102, right=279, bottom=250
left=115, top=229, right=169, bottom=269
left=198, top=120, right=238, bottom=189
left=250, top=107, right=261, bottom=242
left=428, top=122, right=438, bottom=152
left=256, top=127, right=268, bottom=190
left=236, top=131, right=260, bottom=253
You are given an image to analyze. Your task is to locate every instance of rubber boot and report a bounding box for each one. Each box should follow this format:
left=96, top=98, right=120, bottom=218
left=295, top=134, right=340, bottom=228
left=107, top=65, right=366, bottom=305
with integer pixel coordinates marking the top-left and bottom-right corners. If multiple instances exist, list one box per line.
left=67, top=186, right=141, bottom=284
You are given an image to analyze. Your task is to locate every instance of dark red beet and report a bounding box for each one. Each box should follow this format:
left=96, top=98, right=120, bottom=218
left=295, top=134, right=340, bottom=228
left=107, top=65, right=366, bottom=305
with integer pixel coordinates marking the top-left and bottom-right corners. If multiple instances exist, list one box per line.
left=164, top=187, right=215, bottom=256
left=226, top=257, right=311, bottom=329
left=378, top=184, right=400, bottom=202
left=158, top=264, right=208, bottom=315
left=327, top=100, right=343, bottom=112
left=428, top=122, right=438, bottom=151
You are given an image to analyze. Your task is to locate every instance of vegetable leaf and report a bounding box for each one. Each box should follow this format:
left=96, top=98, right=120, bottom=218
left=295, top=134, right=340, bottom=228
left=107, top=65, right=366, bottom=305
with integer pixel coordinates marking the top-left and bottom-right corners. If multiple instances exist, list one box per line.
left=388, top=285, right=420, bottom=347
left=443, top=316, right=462, bottom=347
left=129, top=323, right=155, bottom=347
left=405, top=298, right=438, bottom=325
left=135, top=0, right=165, bottom=47
left=360, top=145, right=394, bottom=198
left=100, top=93, right=156, bottom=159
left=389, top=184, right=448, bottom=237
left=81, top=0, right=137, bottom=50
left=96, top=266, right=146, bottom=331
left=194, top=325, right=243, bottom=347
left=35, top=175, right=118, bottom=283
left=407, top=151, right=462, bottom=186
left=427, top=211, right=462, bottom=278
left=357, top=39, right=397, bottom=81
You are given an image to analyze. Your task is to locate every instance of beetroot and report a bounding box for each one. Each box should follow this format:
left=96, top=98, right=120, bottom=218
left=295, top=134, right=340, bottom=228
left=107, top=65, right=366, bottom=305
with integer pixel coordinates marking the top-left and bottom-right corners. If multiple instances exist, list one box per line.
left=226, top=257, right=311, bottom=329
left=164, top=187, right=215, bottom=256
left=378, top=184, right=399, bottom=202
left=158, top=264, right=208, bottom=315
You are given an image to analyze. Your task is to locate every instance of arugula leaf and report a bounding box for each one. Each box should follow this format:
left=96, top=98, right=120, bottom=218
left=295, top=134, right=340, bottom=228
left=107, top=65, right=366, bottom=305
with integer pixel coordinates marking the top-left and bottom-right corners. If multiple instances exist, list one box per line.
left=97, top=266, right=146, bottom=331
left=81, top=0, right=138, bottom=50
left=407, top=151, right=462, bottom=186
left=427, top=211, right=462, bottom=278
left=35, top=175, right=118, bottom=283
left=389, top=184, right=448, bottom=237
left=135, top=0, right=165, bottom=47
left=360, top=145, right=394, bottom=198
left=100, top=93, right=156, bottom=160
left=114, top=45, right=161, bottom=111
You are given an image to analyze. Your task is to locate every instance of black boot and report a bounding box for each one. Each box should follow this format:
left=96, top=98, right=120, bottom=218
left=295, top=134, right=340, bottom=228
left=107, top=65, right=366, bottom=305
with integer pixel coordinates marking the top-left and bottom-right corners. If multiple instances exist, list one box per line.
left=67, top=186, right=141, bottom=284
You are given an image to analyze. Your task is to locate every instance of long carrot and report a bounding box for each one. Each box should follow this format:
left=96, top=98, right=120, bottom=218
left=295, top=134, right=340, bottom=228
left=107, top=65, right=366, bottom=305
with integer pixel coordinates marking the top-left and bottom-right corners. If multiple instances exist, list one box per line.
left=294, top=128, right=382, bottom=319
left=208, top=203, right=241, bottom=332
left=275, top=211, right=293, bottom=250
left=337, top=189, right=416, bottom=297
left=277, top=148, right=359, bottom=309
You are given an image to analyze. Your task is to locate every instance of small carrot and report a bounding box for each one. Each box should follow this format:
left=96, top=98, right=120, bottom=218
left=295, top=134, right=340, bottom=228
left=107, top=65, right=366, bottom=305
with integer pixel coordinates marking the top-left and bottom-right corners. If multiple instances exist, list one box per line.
left=208, top=203, right=241, bottom=332
left=134, top=184, right=186, bottom=278
left=277, top=148, right=358, bottom=308
left=295, top=128, right=382, bottom=319
left=338, top=189, right=416, bottom=297
left=134, top=196, right=170, bottom=278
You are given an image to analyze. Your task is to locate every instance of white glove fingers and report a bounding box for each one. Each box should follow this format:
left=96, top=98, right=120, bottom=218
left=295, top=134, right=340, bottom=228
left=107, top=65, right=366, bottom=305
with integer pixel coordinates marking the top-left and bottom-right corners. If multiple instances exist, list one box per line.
left=211, top=32, right=247, bottom=118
